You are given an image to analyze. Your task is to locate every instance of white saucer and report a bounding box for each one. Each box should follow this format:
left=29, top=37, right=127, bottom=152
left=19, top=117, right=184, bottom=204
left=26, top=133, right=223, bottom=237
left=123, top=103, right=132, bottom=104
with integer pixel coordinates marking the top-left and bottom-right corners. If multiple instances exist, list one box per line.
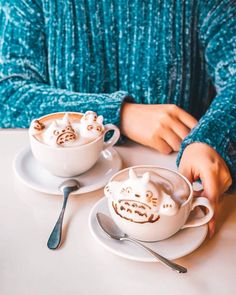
left=13, top=146, right=122, bottom=195
left=89, top=197, right=208, bottom=262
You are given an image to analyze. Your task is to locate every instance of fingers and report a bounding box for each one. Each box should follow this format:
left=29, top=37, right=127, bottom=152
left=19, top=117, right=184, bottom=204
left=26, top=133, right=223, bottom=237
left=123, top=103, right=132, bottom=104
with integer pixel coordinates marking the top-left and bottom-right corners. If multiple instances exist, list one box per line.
left=207, top=201, right=219, bottom=238
left=157, top=110, right=196, bottom=152
left=179, top=164, right=194, bottom=184
left=161, top=128, right=182, bottom=152
left=194, top=166, right=219, bottom=239
left=178, top=142, right=233, bottom=239
left=181, top=166, right=218, bottom=238
left=153, top=137, right=172, bottom=154
left=199, top=168, right=220, bottom=204
left=208, top=216, right=216, bottom=238
left=180, top=164, right=217, bottom=238
left=195, top=166, right=220, bottom=238
left=145, top=105, right=198, bottom=154
left=171, top=119, right=191, bottom=140
left=177, top=108, right=198, bottom=129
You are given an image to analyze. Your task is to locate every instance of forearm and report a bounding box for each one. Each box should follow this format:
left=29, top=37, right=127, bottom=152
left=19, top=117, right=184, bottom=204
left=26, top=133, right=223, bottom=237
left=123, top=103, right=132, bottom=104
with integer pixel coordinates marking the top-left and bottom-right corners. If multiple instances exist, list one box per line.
left=0, top=1, right=131, bottom=128
left=177, top=0, right=236, bottom=187
left=0, top=77, right=130, bottom=127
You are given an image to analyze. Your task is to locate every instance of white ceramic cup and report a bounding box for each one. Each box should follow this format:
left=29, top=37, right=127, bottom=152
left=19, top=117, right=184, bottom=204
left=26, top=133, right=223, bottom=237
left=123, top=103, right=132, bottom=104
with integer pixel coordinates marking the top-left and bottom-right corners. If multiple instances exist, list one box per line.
left=29, top=112, right=120, bottom=177
left=106, top=165, right=214, bottom=242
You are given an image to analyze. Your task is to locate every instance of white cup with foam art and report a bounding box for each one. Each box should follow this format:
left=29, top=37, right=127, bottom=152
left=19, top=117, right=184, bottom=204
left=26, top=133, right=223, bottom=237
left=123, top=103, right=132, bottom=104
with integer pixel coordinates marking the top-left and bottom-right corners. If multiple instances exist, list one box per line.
left=29, top=111, right=120, bottom=177
left=105, top=165, right=214, bottom=242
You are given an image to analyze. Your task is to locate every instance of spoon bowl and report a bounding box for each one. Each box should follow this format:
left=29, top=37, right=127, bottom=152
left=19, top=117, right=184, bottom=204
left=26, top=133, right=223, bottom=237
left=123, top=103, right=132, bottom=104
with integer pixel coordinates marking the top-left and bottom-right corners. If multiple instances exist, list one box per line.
left=96, top=212, right=126, bottom=240
left=59, top=179, right=80, bottom=194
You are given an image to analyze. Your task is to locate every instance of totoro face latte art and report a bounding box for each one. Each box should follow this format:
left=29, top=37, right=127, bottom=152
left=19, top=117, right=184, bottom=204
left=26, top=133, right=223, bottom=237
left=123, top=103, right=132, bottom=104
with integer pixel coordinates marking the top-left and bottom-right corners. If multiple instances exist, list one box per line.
left=105, top=168, right=178, bottom=224
left=29, top=111, right=104, bottom=147
left=29, top=111, right=120, bottom=177
left=105, top=166, right=214, bottom=242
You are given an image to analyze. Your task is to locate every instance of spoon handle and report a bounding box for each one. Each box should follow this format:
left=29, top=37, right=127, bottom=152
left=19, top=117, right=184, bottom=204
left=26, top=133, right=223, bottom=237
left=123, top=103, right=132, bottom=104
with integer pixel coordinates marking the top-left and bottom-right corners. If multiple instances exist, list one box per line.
left=122, top=237, right=187, bottom=273
left=47, top=191, right=69, bottom=250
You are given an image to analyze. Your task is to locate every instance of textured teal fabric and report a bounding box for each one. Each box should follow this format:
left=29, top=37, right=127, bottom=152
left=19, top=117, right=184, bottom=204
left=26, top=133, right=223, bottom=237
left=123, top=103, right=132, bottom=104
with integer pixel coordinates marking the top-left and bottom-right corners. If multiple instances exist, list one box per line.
left=0, top=0, right=235, bottom=183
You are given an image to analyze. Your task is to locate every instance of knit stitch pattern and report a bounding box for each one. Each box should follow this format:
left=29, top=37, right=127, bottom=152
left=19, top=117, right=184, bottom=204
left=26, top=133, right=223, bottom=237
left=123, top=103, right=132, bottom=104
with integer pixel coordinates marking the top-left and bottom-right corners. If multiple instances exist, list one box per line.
left=0, top=0, right=235, bottom=182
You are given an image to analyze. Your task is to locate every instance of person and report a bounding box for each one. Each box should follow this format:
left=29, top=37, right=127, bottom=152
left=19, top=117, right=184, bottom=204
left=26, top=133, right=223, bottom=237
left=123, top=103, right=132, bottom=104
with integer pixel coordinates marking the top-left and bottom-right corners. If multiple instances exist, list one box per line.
left=0, top=0, right=235, bottom=236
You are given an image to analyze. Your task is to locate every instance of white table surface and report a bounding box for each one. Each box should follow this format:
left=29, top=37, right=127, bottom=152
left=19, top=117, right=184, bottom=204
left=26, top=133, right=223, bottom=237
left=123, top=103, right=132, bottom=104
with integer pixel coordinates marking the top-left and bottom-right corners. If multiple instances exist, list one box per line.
left=0, top=130, right=236, bottom=295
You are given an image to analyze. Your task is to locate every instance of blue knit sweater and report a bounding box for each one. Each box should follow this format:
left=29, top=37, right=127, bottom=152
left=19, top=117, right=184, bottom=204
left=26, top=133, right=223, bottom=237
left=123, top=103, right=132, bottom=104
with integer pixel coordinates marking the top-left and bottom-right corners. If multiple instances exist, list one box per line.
left=0, top=0, right=235, bottom=183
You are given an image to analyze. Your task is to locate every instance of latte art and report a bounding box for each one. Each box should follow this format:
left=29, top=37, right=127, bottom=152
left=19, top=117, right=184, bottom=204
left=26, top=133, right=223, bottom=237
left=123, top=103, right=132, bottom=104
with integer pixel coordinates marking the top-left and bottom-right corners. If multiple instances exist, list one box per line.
left=79, top=111, right=105, bottom=140
left=30, top=119, right=45, bottom=135
left=29, top=111, right=105, bottom=147
left=113, top=200, right=160, bottom=224
left=105, top=168, right=190, bottom=224
left=106, top=166, right=214, bottom=242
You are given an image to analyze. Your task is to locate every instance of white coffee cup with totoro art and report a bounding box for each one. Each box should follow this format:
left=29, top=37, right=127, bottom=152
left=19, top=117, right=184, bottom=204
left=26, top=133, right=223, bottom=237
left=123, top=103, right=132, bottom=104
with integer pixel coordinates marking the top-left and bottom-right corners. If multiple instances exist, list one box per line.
left=104, top=165, right=214, bottom=242
left=29, top=111, right=120, bottom=177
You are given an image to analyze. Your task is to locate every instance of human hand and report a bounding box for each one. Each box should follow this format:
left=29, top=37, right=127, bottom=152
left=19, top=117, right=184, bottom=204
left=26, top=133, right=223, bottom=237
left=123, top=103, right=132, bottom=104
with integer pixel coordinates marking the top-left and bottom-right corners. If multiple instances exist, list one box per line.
left=120, top=103, right=197, bottom=153
left=179, top=142, right=232, bottom=237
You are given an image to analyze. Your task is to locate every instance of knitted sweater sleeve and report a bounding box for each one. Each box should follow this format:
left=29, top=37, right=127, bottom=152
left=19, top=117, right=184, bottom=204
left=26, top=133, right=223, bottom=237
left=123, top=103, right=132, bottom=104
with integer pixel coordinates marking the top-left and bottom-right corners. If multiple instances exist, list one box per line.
left=0, top=0, right=130, bottom=128
left=177, top=0, right=236, bottom=184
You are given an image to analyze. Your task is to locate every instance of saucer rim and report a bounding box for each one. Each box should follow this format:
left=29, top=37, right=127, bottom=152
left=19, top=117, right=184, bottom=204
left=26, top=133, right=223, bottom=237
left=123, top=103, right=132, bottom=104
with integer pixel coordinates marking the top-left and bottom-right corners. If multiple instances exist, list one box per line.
left=13, top=146, right=122, bottom=195
left=88, top=197, right=208, bottom=262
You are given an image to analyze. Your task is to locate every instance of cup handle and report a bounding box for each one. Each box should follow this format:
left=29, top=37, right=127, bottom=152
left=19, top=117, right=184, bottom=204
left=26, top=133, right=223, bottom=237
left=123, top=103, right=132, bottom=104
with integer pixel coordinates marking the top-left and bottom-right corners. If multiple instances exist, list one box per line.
left=103, top=124, right=120, bottom=150
left=181, top=197, right=214, bottom=229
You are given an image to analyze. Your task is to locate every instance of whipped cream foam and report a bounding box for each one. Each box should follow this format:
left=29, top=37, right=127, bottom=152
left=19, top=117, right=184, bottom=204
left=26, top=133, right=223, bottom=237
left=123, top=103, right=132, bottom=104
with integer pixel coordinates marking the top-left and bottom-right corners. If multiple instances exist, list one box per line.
left=105, top=168, right=190, bottom=224
left=29, top=111, right=105, bottom=147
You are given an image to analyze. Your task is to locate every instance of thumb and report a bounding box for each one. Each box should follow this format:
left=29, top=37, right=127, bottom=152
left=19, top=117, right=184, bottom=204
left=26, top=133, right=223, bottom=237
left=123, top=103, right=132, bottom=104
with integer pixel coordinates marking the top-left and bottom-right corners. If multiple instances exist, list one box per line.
left=179, top=162, right=194, bottom=184
left=205, top=202, right=218, bottom=238
left=199, top=169, right=219, bottom=204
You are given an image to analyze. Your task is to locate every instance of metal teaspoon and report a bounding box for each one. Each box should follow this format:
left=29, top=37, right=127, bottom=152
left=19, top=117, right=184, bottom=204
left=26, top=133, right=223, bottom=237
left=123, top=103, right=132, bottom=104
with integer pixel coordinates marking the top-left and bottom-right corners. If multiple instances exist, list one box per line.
left=47, top=179, right=80, bottom=250
left=96, top=213, right=187, bottom=273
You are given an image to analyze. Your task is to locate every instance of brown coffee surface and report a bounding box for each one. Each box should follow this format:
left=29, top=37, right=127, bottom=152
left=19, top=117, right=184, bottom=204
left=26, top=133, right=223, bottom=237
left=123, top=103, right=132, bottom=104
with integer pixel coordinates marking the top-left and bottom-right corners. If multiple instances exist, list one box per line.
left=39, top=112, right=83, bottom=124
